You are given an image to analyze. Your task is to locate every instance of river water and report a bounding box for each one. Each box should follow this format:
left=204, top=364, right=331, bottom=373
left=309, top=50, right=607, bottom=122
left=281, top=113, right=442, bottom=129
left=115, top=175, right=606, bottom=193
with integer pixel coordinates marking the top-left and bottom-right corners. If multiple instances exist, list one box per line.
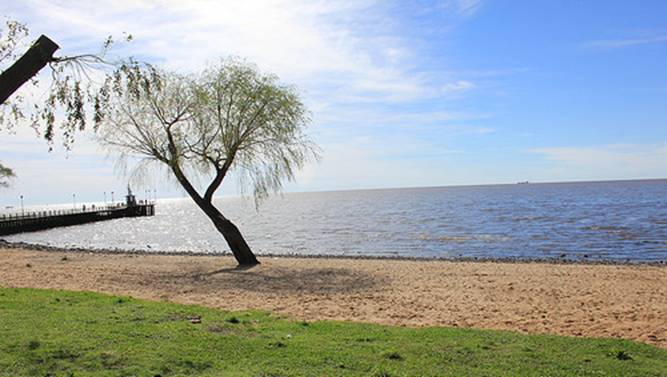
left=4, top=180, right=667, bottom=262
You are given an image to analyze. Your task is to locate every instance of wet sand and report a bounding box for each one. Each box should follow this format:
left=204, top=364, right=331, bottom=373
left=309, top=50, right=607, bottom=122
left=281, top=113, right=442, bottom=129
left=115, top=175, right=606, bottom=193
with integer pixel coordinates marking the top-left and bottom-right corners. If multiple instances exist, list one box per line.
left=1, top=247, right=665, bottom=348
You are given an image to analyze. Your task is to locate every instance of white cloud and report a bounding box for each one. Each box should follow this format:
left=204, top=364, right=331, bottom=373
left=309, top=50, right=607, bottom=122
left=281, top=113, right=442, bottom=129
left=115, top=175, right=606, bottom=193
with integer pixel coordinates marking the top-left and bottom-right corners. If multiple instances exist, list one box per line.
left=290, top=139, right=459, bottom=191
left=441, top=80, right=475, bottom=93
left=529, top=143, right=667, bottom=180
left=7, top=0, right=440, bottom=103
left=442, top=0, right=483, bottom=17
left=1, top=0, right=488, bottom=203
left=584, top=33, right=667, bottom=50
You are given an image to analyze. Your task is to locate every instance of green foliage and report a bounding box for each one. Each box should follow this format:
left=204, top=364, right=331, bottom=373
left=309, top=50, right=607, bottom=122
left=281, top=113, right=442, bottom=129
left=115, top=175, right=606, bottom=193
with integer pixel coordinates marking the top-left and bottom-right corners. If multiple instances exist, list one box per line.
left=1, top=287, right=665, bottom=376
left=193, top=59, right=320, bottom=202
left=0, top=20, right=29, bottom=62
left=0, top=19, right=131, bottom=187
left=0, top=19, right=132, bottom=148
left=0, top=19, right=29, bottom=133
left=0, top=161, right=14, bottom=187
left=99, top=58, right=319, bottom=204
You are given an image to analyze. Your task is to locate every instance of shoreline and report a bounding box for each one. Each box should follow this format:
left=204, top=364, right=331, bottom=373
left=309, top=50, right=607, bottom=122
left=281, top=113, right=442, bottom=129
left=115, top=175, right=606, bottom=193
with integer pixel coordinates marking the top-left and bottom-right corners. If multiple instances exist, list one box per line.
left=2, top=239, right=665, bottom=266
left=1, top=244, right=665, bottom=349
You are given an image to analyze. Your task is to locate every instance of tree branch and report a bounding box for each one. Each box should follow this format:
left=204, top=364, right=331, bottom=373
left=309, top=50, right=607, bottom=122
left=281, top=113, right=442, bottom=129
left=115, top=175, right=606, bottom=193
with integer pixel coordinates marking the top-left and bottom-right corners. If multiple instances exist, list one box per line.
left=0, top=35, right=59, bottom=105
left=203, top=161, right=230, bottom=203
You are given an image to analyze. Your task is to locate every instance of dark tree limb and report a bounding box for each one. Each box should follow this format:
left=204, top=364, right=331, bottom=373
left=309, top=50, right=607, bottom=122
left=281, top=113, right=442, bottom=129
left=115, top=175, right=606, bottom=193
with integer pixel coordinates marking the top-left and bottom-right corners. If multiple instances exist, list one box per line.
left=203, top=161, right=231, bottom=204
left=170, top=160, right=259, bottom=267
left=0, top=35, right=59, bottom=105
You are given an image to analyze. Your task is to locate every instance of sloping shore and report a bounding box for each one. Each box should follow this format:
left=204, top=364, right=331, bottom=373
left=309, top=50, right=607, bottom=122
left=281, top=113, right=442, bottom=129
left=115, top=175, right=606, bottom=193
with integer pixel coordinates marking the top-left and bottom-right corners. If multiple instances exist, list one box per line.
left=1, top=247, right=665, bottom=348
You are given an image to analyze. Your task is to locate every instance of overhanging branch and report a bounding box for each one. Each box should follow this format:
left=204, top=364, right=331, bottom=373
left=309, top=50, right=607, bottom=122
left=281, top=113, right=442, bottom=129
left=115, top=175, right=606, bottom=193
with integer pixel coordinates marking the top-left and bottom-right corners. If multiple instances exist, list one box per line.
left=0, top=35, right=59, bottom=105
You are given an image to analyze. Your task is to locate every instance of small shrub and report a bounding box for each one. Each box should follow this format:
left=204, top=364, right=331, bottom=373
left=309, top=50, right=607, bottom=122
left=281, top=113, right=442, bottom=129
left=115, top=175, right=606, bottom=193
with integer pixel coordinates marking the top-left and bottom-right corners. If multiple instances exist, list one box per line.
left=226, top=316, right=240, bottom=324
left=384, top=351, right=403, bottom=361
left=613, top=350, right=633, bottom=361
left=269, top=341, right=287, bottom=348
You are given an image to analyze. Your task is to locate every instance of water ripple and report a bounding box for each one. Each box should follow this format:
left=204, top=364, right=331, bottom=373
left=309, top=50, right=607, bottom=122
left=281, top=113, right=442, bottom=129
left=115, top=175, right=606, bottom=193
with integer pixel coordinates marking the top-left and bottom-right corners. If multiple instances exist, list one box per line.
left=4, top=180, right=667, bottom=262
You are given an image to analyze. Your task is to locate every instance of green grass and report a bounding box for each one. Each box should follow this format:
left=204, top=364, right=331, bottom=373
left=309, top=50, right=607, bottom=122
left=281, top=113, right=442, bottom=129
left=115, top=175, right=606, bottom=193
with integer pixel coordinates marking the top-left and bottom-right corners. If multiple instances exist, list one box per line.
left=0, top=288, right=665, bottom=376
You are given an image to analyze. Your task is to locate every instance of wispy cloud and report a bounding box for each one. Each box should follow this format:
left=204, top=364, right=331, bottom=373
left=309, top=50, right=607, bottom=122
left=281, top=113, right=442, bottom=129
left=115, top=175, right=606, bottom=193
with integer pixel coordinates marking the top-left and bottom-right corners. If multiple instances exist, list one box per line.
left=4, top=0, right=486, bottom=108
left=441, top=80, right=476, bottom=93
left=584, top=33, right=667, bottom=50
left=8, top=1, right=429, bottom=102
left=529, top=143, right=667, bottom=180
left=1, top=0, right=489, bottom=200
left=442, top=0, right=483, bottom=17
left=291, top=137, right=464, bottom=191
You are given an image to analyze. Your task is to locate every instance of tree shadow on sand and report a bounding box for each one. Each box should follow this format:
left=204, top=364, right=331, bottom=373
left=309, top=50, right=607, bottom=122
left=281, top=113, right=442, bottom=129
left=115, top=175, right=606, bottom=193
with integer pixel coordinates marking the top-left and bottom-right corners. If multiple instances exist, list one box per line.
left=142, top=265, right=385, bottom=295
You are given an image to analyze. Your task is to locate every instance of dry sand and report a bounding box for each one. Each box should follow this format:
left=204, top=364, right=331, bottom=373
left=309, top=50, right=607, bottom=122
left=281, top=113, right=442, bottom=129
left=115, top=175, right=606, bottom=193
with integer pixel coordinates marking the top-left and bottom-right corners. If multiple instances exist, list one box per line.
left=1, top=247, right=665, bottom=348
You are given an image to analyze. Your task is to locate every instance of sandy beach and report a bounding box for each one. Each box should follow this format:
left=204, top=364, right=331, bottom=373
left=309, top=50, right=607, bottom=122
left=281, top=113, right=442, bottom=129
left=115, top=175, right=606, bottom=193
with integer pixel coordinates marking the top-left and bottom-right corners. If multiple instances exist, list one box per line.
left=1, top=246, right=665, bottom=349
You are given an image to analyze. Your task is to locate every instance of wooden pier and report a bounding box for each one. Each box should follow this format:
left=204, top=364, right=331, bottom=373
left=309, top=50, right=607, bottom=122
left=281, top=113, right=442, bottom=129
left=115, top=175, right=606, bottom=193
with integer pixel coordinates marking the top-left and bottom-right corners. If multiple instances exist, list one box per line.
left=0, top=189, right=155, bottom=236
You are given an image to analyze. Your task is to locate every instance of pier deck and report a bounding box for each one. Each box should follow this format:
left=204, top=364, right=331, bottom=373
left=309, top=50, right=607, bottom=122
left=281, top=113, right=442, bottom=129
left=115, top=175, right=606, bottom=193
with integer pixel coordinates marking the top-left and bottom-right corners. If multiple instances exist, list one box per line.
left=0, top=202, right=155, bottom=236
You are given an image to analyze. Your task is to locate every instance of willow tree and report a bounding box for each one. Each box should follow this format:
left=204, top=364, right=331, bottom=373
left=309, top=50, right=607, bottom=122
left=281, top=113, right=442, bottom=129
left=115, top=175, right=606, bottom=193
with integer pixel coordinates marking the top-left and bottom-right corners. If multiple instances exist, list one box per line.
left=99, top=61, right=318, bottom=266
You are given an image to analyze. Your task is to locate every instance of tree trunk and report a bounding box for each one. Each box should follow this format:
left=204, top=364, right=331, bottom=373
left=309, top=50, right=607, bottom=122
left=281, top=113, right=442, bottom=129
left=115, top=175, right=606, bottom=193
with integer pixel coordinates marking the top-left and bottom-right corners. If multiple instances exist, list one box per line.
left=0, top=35, right=59, bottom=105
left=167, top=162, right=259, bottom=266
left=200, top=201, right=260, bottom=267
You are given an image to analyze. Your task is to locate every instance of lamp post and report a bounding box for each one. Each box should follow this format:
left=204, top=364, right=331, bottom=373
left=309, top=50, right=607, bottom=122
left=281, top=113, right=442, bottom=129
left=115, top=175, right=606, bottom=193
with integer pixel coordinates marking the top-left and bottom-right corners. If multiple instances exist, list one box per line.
left=111, top=191, right=115, bottom=205
left=104, top=191, right=107, bottom=204
left=20, top=195, right=24, bottom=217
left=72, top=193, right=76, bottom=210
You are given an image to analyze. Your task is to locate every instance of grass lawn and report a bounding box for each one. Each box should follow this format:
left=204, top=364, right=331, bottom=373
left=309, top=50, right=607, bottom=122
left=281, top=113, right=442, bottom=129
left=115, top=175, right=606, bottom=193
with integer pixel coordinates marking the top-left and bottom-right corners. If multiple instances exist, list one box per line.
left=0, top=287, right=665, bottom=376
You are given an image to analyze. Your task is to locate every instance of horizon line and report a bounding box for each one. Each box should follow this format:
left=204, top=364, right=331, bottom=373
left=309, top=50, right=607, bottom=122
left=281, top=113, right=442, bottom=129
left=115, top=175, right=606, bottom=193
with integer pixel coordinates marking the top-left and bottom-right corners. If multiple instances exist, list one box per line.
left=3, top=177, right=666, bottom=208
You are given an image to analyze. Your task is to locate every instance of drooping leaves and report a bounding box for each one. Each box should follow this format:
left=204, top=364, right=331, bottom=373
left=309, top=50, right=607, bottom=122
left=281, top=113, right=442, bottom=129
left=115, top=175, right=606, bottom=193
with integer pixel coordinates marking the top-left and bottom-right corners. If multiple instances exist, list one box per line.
left=0, top=162, right=14, bottom=188
left=99, top=58, right=319, bottom=205
left=0, top=19, right=133, bottom=149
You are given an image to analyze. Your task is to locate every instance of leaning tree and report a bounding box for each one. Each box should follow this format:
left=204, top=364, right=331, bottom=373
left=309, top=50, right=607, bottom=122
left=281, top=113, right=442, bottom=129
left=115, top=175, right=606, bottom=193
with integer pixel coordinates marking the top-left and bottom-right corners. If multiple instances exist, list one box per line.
left=99, top=60, right=319, bottom=266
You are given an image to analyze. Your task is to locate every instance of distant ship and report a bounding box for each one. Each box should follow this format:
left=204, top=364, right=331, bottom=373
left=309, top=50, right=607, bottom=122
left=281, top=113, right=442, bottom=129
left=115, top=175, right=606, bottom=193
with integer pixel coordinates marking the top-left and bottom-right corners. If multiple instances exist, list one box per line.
left=516, top=181, right=530, bottom=185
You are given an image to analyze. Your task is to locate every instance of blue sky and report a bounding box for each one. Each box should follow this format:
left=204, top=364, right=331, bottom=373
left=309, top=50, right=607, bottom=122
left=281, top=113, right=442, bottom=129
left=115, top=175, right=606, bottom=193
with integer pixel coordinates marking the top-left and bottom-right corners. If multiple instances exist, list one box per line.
left=1, top=0, right=666, bottom=206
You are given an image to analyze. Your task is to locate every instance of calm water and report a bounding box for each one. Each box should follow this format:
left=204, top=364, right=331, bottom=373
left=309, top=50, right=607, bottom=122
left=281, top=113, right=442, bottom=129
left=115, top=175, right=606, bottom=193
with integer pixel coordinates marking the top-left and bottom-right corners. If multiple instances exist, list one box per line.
left=4, top=180, right=667, bottom=262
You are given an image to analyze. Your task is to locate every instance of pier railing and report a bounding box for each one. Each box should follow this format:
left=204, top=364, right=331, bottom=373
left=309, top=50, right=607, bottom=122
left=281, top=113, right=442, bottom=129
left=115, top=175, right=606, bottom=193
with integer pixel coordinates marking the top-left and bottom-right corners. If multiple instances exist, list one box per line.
left=0, top=201, right=155, bottom=236
left=0, top=200, right=153, bottom=221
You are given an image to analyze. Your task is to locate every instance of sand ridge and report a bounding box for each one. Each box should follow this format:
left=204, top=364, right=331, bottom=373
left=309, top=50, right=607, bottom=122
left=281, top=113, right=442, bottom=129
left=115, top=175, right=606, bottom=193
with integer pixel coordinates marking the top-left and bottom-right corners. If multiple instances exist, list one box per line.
left=0, top=247, right=665, bottom=348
